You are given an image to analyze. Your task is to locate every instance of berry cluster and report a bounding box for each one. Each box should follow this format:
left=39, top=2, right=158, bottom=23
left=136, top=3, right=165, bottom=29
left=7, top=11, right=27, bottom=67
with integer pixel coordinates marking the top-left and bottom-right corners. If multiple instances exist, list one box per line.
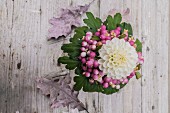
left=79, top=25, right=141, bottom=89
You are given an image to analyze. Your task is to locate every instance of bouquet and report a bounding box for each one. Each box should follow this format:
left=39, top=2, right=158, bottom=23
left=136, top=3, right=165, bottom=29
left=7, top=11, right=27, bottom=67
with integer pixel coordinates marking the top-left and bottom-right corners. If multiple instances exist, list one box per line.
left=58, top=12, right=144, bottom=95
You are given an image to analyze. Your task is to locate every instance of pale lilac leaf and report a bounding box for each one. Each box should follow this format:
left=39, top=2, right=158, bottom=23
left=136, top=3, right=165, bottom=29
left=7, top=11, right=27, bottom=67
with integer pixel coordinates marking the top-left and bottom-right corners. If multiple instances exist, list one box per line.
left=48, top=1, right=94, bottom=40
left=36, top=71, right=88, bottom=112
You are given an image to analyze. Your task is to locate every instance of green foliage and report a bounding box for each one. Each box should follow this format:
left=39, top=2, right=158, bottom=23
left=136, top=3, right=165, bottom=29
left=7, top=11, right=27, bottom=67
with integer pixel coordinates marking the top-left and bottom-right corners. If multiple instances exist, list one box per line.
left=135, top=39, right=142, bottom=52
left=83, top=12, right=102, bottom=33
left=135, top=72, right=142, bottom=79
left=58, top=56, right=79, bottom=70
left=91, top=36, right=100, bottom=40
left=104, top=13, right=122, bottom=31
left=119, top=22, right=133, bottom=36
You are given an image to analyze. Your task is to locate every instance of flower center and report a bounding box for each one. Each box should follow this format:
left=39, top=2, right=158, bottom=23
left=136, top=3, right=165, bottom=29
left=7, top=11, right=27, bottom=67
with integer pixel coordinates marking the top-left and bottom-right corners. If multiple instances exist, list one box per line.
left=109, top=52, right=127, bottom=66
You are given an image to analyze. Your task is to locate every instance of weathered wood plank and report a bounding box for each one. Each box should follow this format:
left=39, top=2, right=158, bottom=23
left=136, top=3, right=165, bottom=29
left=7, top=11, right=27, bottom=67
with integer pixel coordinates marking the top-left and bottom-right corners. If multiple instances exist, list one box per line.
left=0, top=0, right=169, bottom=113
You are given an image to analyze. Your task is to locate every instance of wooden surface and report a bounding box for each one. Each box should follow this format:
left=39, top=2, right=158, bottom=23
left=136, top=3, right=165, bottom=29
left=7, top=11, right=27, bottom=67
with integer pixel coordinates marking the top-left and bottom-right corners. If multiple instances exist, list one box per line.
left=0, top=0, right=169, bottom=113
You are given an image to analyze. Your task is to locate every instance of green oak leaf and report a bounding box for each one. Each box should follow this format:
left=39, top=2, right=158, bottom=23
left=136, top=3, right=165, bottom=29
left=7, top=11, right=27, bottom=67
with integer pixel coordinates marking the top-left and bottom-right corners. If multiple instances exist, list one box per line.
left=135, top=39, right=142, bottom=52
left=119, top=22, right=133, bottom=36
left=73, top=75, right=87, bottom=91
left=83, top=12, right=102, bottom=33
left=91, top=36, right=100, bottom=40
left=104, top=13, right=122, bottom=31
left=58, top=56, right=79, bottom=70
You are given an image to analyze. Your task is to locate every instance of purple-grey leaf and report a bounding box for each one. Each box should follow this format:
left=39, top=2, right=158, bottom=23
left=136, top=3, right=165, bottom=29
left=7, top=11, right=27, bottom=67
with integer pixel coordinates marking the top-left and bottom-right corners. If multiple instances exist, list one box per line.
left=36, top=73, right=88, bottom=112
left=48, top=1, right=94, bottom=40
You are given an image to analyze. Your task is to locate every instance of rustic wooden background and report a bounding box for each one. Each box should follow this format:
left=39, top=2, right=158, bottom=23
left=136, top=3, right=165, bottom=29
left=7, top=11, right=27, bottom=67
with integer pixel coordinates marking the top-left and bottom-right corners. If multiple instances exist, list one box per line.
left=0, top=0, right=169, bottom=113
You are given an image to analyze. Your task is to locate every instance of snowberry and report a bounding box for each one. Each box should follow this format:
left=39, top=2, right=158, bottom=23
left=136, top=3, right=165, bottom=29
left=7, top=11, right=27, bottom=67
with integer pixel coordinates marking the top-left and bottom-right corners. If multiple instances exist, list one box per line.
left=80, top=52, right=86, bottom=57
left=86, top=60, right=93, bottom=67
left=101, top=25, right=106, bottom=31
left=93, top=60, right=99, bottom=68
left=85, top=72, right=90, bottom=77
left=91, top=45, right=96, bottom=50
left=81, top=47, right=86, bottom=52
left=89, top=52, right=96, bottom=58
left=82, top=41, right=88, bottom=47
left=103, top=82, right=109, bottom=88
left=116, top=85, right=120, bottom=89
left=93, top=69, right=99, bottom=75
left=81, top=58, right=86, bottom=64
left=95, top=31, right=100, bottom=36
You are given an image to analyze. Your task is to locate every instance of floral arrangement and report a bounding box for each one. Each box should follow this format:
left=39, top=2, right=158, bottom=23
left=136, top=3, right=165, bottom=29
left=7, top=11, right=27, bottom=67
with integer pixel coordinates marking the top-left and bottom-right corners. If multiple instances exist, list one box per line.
left=58, top=12, right=144, bottom=94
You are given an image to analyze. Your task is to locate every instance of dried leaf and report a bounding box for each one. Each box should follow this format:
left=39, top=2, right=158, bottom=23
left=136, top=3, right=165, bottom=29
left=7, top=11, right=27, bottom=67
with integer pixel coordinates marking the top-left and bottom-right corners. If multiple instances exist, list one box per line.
left=36, top=71, right=88, bottom=112
left=104, top=8, right=130, bottom=22
left=48, top=1, right=94, bottom=40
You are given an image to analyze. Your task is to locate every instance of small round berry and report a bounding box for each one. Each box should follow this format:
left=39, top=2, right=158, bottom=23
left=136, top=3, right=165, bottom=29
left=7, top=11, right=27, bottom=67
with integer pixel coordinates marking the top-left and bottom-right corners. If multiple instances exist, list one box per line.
left=93, top=74, right=99, bottom=80
left=116, top=27, right=121, bottom=31
left=93, top=60, right=99, bottom=68
left=81, top=47, right=86, bottom=52
left=81, top=58, right=86, bottom=64
left=92, top=40, right=97, bottom=45
left=95, top=31, right=100, bottom=36
left=105, top=36, right=111, bottom=40
left=82, top=66, right=87, bottom=71
left=82, top=41, right=88, bottom=47
left=123, top=78, right=129, bottom=84
left=97, top=41, right=103, bottom=46
left=112, top=79, right=117, bottom=84
left=80, top=52, right=86, bottom=57
left=101, top=25, right=106, bottom=31
left=93, top=69, right=99, bottom=75
left=85, top=72, right=90, bottom=77
left=103, top=82, right=109, bottom=88
left=116, top=85, right=120, bottom=89
left=100, top=35, right=106, bottom=40
left=84, top=36, right=91, bottom=41
left=101, top=40, right=106, bottom=44
left=89, top=52, right=96, bottom=58
left=87, top=68, right=92, bottom=73
left=129, top=40, right=135, bottom=46
left=86, top=32, right=93, bottom=37
left=91, top=45, right=96, bottom=50
left=86, top=60, right=93, bottom=67
left=104, top=77, right=111, bottom=82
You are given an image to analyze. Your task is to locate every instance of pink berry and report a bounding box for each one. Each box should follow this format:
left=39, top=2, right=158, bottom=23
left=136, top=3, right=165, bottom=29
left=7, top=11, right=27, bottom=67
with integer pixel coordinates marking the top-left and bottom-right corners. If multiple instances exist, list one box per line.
left=84, top=36, right=91, bottom=41
left=87, top=51, right=91, bottom=55
left=91, top=45, right=96, bottom=50
left=123, top=78, right=129, bottom=83
left=87, top=68, right=92, bottom=73
left=93, top=69, right=99, bottom=75
left=104, top=77, right=111, bottom=82
left=93, top=60, right=99, bottom=68
left=95, top=31, right=100, bottom=36
left=101, top=40, right=106, bottom=44
left=129, top=40, right=134, bottom=46
left=101, top=30, right=107, bottom=35
left=88, top=58, right=94, bottom=62
left=88, top=40, right=93, bottom=44
left=105, top=36, right=111, bottom=40
left=116, top=80, right=121, bottom=85
left=112, top=79, right=117, bottom=84
left=103, top=82, right=109, bottom=88
left=89, top=52, right=96, bottom=58
left=85, top=72, right=90, bottom=77
left=86, top=60, right=93, bottom=67
left=81, top=58, right=86, bottom=64
left=82, top=66, right=87, bottom=71
left=101, top=25, right=106, bottom=31
left=114, top=30, right=120, bottom=35
left=86, top=32, right=93, bottom=37
left=82, top=41, right=87, bottom=47
left=80, top=52, right=86, bottom=57
left=93, top=74, right=98, bottom=80
left=100, top=35, right=106, bottom=40
left=92, top=40, right=97, bottom=45
left=81, top=47, right=86, bottom=52
left=116, top=27, right=121, bottom=31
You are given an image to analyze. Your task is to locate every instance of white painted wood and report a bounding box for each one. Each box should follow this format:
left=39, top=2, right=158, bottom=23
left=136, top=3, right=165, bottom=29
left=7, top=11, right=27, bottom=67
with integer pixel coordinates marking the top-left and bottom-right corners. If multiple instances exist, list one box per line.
left=0, top=0, right=169, bottom=113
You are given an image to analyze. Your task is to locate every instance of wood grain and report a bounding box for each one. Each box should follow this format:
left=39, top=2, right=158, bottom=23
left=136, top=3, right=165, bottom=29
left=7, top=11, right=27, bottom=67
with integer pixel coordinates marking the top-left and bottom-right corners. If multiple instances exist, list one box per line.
left=0, top=0, right=169, bottom=113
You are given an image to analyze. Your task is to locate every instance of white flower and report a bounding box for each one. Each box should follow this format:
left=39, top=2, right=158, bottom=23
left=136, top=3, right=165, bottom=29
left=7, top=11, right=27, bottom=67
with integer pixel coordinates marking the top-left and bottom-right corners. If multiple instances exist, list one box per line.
left=98, top=38, right=138, bottom=79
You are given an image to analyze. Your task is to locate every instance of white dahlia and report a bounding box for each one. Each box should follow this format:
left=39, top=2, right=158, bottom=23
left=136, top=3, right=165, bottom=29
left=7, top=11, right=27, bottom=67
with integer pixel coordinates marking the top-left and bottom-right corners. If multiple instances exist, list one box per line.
left=98, top=38, right=138, bottom=79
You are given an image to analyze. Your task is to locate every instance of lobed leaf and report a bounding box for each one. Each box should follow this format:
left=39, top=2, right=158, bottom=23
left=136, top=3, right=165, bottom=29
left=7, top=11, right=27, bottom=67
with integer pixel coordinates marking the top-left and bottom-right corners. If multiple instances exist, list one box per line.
left=135, top=39, right=142, bottom=52
left=58, top=56, right=79, bottom=70
left=83, top=12, right=102, bottom=33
